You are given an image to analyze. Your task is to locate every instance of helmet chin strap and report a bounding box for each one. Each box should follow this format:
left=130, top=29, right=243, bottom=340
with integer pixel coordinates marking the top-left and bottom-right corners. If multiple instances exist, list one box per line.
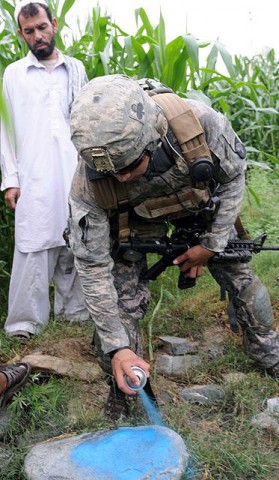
left=142, top=156, right=153, bottom=180
left=142, top=141, right=163, bottom=180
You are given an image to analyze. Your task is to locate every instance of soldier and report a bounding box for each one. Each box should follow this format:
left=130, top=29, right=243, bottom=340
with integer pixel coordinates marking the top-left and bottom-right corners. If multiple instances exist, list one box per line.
left=67, top=74, right=279, bottom=419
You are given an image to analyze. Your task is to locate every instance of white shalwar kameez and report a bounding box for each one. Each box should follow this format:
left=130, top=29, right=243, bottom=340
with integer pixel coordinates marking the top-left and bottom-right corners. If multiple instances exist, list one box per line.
left=1, top=50, right=89, bottom=335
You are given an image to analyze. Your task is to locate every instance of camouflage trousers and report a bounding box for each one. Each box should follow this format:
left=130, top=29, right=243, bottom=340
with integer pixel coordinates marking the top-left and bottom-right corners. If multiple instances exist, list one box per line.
left=95, top=255, right=279, bottom=374
left=208, top=261, right=279, bottom=371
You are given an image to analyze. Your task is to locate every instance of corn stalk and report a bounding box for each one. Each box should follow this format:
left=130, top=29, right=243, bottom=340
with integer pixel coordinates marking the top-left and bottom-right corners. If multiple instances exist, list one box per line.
left=0, top=0, right=278, bottom=304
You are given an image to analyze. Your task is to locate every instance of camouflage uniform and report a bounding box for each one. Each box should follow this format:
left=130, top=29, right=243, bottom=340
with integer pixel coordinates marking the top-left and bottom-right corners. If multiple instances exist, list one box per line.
left=68, top=74, right=279, bottom=375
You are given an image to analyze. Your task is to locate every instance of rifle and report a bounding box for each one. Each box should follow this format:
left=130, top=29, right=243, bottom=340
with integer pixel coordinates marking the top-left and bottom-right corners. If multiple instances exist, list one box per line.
left=112, top=228, right=279, bottom=290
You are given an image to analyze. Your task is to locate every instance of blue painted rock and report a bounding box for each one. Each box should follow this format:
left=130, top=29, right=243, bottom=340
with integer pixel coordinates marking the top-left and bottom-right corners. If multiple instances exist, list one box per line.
left=24, top=425, right=189, bottom=479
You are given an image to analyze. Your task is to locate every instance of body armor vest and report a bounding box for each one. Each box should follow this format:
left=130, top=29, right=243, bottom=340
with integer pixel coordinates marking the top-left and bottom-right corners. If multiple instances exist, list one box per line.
left=90, top=92, right=217, bottom=240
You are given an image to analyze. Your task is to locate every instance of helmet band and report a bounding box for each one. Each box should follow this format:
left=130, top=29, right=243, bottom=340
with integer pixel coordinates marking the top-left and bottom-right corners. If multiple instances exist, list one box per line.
left=81, top=147, right=116, bottom=173
left=115, top=150, right=148, bottom=174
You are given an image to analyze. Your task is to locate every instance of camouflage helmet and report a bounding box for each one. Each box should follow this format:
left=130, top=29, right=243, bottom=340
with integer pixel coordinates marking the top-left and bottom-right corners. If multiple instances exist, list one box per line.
left=70, top=74, right=168, bottom=173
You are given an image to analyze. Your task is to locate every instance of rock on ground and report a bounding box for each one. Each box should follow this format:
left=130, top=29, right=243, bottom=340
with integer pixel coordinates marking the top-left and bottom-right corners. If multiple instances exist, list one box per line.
left=24, top=425, right=190, bottom=480
left=21, top=353, right=102, bottom=382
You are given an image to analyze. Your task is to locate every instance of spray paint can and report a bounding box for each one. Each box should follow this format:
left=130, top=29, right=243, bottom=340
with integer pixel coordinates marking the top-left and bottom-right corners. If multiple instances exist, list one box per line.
left=124, top=366, right=147, bottom=390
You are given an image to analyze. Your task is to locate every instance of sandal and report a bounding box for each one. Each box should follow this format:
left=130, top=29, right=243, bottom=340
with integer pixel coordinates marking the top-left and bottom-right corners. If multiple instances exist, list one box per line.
left=0, top=362, right=31, bottom=408
left=8, top=330, right=32, bottom=343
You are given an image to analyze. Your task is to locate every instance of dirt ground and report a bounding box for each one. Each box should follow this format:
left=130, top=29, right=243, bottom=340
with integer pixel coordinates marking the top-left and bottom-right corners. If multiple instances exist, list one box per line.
left=18, top=334, right=183, bottom=416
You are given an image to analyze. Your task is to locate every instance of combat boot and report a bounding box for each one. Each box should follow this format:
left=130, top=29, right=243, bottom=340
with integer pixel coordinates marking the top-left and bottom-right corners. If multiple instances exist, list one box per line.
left=104, top=381, right=130, bottom=421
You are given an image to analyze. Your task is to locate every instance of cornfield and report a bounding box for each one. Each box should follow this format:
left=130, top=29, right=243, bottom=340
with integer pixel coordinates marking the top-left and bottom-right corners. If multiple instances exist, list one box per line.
left=0, top=4, right=279, bottom=480
left=0, top=0, right=278, bottom=301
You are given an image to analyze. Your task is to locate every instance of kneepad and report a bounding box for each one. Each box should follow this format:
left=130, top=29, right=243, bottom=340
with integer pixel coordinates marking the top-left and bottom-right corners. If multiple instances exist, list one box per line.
left=236, top=276, right=273, bottom=333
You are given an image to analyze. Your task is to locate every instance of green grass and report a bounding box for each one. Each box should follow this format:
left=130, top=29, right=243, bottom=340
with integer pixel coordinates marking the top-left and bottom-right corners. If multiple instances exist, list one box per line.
left=0, top=168, right=278, bottom=480
left=0, top=2, right=278, bottom=478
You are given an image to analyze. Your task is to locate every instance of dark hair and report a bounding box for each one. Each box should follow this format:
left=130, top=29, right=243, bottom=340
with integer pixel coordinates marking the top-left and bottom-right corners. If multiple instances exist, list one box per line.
left=18, top=3, right=53, bottom=28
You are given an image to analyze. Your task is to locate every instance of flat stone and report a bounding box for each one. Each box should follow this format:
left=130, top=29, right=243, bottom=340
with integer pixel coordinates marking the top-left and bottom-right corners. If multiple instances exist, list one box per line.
left=251, top=412, right=279, bottom=434
left=21, top=354, right=102, bottom=382
left=180, top=384, right=225, bottom=405
left=158, top=336, right=199, bottom=356
left=251, top=397, right=279, bottom=434
left=24, top=426, right=190, bottom=480
left=266, top=397, right=279, bottom=415
left=199, top=325, right=225, bottom=359
left=154, top=354, right=201, bottom=376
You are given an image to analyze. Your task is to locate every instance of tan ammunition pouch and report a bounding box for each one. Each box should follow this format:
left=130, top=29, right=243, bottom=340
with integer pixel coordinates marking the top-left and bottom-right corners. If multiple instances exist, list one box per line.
left=92, top=176, right=210, bottom=240
left=92, top=176, right=131, bottom=240
left=133, top=188, right=209, bottom=220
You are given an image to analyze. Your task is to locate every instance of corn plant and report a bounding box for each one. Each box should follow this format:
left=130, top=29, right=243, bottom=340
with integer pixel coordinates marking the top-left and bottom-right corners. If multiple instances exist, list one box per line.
left=207, top=50, right=279, bottom=166
left=0, top=0, right=278, bottom=308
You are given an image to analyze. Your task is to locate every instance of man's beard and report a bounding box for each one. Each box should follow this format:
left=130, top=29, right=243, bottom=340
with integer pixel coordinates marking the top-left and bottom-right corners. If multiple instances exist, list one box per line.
left=29, top=36, right=56, bottom=60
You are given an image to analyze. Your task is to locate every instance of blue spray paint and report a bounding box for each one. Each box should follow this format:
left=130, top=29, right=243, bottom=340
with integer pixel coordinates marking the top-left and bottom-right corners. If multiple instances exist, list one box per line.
left=71, top=426, right=183, bottom=479
left=139, top=389, right=165, bottom=426
left=139, top=390, right=197, bottom=479
left=70, top=380, right=196, bottom=478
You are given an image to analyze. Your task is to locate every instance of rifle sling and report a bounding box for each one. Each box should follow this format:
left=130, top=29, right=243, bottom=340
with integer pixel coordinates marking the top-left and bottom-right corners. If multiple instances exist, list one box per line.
left=234, top=216, right=250, bottom=240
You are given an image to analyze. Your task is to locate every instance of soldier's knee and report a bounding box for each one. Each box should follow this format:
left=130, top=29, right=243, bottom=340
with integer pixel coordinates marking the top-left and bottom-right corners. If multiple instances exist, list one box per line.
left=234, top=276, right=273, bottom=334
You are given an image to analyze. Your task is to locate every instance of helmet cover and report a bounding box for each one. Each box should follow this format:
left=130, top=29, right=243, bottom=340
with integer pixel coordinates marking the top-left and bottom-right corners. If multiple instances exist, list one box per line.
left=70, top=74, right=168, bottom=172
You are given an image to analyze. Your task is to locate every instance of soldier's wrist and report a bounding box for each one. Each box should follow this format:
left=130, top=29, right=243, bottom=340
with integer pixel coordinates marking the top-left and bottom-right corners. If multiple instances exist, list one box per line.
left=108, top=346, right=131, bottom=359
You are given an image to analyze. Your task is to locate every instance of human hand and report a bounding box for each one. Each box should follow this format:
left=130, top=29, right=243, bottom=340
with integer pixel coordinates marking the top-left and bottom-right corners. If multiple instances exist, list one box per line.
left=173, top=244, right=215, bottom=278
left=112, top=348, right=150, bottom=395
left=5, top=188, right=20, bottom=210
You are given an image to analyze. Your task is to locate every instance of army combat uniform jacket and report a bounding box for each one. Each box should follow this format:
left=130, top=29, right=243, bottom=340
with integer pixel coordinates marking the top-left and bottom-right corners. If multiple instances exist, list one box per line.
left=68, top=98, right=247, bottom=356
